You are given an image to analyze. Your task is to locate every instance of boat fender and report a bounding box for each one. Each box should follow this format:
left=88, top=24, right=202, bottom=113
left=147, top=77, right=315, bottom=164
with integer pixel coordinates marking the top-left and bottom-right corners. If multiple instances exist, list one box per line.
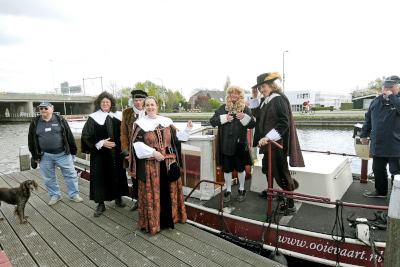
left=268, top=249, right=288, bottom=266
left=355, top=218, right=370, bottom=242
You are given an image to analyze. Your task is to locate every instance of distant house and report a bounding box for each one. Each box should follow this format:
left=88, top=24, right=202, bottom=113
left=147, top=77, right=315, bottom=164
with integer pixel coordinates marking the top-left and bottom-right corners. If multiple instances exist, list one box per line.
left=352, top=94, right=377, bottom=109
left=188, top=89, right=226, bottom=107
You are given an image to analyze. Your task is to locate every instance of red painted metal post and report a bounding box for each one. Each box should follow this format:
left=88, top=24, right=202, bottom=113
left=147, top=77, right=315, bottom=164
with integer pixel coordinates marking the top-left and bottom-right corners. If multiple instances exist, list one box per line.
left=267, top=142, right=272, bottom=215
left=265, top=140, right=283, bottom=215
left=360, top=159, right=368, bottom=184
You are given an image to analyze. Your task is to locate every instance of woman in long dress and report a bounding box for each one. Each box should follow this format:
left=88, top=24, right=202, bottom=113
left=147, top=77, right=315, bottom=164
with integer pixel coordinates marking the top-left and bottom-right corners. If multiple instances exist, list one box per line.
left=81, top=91, right=129, bottom=217
left=129, top=96, right=192, bottom=234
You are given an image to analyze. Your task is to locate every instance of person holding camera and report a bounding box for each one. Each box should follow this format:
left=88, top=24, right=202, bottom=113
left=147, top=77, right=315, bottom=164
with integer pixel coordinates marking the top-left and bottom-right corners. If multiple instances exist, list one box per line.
left=360, top=75, right=400, bottom=198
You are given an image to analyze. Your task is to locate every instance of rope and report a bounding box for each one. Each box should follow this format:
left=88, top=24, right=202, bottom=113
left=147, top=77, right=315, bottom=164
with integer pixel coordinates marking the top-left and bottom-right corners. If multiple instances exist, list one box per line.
left=258, top=213, right=273, bottom=255
left=218, top=210, right=231, bottom=235
left=346, top=211, right=385, bottom=262
left=331, top=200, right=345, bottom=266
left=218, top=209, right=263, bottom=252
left=272, top=193, right=285, bottom=253
left=347, top=211, right=387, bottom=230
left=369, top=234, right=378, bottom=267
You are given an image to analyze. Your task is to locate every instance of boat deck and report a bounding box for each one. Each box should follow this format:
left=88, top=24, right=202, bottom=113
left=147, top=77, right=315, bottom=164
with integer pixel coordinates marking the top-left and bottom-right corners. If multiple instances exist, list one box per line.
left=188, top=177, right=389, bottom=242
left=0, top=170, right=278, bottom=267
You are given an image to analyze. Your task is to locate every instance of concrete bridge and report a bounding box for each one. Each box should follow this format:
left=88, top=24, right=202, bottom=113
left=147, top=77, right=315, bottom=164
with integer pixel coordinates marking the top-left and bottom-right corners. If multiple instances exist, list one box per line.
left=0, top=93, right=96, bottom=120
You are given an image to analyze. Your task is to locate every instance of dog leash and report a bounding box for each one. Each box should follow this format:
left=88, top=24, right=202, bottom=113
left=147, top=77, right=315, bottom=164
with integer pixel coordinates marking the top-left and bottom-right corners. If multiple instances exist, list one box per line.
left=0, top=171, right=21, bottom=184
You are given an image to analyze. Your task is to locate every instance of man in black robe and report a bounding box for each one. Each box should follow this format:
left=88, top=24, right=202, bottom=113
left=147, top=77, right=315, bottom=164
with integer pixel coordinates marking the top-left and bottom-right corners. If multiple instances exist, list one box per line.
left=81, top=92, right=129, bottom=217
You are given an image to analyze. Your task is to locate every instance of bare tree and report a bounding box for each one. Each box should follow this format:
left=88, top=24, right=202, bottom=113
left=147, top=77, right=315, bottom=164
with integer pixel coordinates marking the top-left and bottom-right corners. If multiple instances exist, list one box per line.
left=107, top=81, right=119, bottom=98
left=223, top=76, right=231, bottom=92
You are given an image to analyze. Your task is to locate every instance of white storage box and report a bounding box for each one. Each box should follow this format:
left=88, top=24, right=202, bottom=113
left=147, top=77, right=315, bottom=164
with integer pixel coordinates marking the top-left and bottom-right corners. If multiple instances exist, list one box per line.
left=181, top=135, right=218, bottom=200
left=250, top=152, right=353, bottom=208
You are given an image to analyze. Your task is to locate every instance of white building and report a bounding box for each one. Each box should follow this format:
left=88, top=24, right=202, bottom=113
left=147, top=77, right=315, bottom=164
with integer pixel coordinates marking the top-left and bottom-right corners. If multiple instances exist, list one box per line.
left=285, top=90, right=352, bottom=112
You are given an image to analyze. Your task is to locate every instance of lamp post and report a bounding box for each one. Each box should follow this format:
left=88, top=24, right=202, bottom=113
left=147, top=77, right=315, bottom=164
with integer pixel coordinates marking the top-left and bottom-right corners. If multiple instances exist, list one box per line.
left=283, top=50, right=289, bottom=93
left=156, top=78, right=165, bottom=112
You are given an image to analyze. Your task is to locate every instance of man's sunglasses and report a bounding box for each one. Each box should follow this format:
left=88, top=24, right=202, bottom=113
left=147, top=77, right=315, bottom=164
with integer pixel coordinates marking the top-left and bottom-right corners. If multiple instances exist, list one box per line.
left=39, top=107, right=49, bottom=110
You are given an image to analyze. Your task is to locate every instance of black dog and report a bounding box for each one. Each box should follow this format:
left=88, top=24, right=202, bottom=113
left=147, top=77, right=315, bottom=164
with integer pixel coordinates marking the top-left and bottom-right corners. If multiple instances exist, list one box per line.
left=0, top=180, right=39, bottom=223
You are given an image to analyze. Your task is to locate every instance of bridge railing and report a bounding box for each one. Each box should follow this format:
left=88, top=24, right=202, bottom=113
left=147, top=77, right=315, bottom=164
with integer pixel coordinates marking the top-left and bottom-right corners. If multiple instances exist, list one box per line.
left=0, top=112, right=61, bottom=118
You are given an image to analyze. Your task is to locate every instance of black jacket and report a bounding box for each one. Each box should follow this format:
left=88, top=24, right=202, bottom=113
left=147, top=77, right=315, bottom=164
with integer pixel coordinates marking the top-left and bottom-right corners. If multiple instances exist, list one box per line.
left=210, top=104, right=256, bottom=166
left=28, top=114, right=77, bottom=161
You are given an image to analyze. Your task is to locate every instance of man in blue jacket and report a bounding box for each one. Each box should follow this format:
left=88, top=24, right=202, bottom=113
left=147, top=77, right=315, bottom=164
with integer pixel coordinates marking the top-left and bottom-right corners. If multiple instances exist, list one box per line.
left=360, top=76, right=400, bottom=198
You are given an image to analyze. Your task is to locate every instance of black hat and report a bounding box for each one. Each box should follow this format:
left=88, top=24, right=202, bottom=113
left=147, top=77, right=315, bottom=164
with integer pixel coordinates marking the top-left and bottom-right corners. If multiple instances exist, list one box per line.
left=252, top=72, right=282, bottom=89
left=382, top=76, right=400, bottom=87
left=131, top=89, right=148, bottom=99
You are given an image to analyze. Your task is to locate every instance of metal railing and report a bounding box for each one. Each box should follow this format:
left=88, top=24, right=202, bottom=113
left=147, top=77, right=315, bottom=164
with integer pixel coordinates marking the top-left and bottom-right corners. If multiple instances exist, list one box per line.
left=266, top=140, right=388, bottom=214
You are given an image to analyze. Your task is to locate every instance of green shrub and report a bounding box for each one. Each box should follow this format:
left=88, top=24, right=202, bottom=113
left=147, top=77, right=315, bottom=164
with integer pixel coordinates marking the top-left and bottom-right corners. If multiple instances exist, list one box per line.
left=312, top=107, right=331, bottom=111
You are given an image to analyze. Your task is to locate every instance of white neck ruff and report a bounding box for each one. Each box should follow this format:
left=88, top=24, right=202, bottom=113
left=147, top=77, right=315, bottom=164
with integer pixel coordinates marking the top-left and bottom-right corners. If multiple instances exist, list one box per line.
left=89, top=109, right=122, bottom=125
left=261, top=93, right=280, bottom=108
left=135, top=115, right=173, bottom=132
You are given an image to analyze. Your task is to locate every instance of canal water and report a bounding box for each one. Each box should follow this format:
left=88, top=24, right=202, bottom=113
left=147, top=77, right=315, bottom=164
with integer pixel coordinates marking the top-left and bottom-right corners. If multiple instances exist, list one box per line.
left=0, top=122, right=370, bottom=175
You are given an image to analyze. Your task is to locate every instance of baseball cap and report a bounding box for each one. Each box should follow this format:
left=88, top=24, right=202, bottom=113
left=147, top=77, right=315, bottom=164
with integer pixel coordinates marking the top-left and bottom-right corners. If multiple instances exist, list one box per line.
left=382, top=76, right=400, bottom=87
left=37, top=102, right=54, bottom=108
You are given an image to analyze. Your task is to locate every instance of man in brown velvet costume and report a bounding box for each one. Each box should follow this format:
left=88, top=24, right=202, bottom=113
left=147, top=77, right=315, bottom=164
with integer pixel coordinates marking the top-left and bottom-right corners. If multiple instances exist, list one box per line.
left=121, top=89, right=148, bottom=211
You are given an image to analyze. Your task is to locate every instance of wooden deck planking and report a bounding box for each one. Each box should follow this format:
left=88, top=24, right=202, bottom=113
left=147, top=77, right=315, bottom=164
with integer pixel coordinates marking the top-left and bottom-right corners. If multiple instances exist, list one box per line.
left=173, top=223, right=271, bottom=267
left=0, top=170, right=279, bottom=266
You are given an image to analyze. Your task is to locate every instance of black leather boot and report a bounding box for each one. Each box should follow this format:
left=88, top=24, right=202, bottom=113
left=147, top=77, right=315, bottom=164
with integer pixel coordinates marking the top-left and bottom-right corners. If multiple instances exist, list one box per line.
left=115, top=198, right=126, bottom=207
left=130, top=201, right=138, bottom=211
left=94, top=203, right=105, bottom=217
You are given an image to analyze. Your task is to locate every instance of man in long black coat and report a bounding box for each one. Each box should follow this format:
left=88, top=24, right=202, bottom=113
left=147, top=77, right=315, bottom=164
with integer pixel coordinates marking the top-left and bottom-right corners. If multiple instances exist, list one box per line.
left=81, top=92, right=129, bottom=217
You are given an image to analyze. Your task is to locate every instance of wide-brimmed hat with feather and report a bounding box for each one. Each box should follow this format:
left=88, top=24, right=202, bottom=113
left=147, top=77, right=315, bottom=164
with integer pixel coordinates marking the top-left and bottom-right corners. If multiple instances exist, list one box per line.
left=252, top=72, right=282, bottom=89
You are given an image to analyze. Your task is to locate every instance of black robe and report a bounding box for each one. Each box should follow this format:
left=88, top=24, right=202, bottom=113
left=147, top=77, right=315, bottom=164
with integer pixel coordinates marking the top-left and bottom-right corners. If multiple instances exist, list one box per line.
left=210, top=104, right=256, bottom=168
left=81, top=115, right=129, bottom=203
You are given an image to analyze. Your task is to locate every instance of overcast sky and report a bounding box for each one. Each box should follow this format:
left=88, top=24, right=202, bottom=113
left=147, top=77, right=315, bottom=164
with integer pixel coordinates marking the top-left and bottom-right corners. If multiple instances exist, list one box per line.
left=0, top=0, right=399, bottom=99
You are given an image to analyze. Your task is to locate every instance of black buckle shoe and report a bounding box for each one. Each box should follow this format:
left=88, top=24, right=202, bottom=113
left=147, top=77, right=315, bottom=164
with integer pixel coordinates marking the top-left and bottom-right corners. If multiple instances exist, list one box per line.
left=259, top=190, right=268, bottom=198
left=130, top=201, right=138, bottom=211
left=94, top=203, right=106, bottom=217
left=223, top=191, right=231, bottom=203
left=278, top=206, right=297, bottom=215
left=115, top=198, right=126, bottom=207
left=237, top=189, right=246, bottom=202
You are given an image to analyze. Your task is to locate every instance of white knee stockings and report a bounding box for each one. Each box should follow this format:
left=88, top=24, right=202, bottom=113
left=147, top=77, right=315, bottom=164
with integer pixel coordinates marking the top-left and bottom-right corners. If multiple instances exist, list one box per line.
left=224, top=171, right=246, bottom=192
left=238, top=171, right=245, bottom=191
left=224, top=172, right=232, bottom=192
